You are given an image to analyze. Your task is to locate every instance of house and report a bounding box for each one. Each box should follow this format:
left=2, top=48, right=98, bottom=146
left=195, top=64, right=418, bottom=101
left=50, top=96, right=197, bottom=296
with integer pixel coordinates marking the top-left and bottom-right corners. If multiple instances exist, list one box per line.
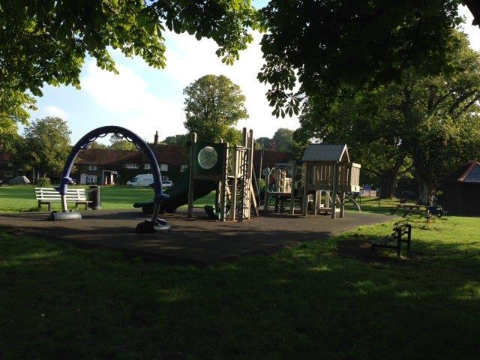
left=73, top=145, right=188, bottom=185
left=440, top=160, right=480, bottom=216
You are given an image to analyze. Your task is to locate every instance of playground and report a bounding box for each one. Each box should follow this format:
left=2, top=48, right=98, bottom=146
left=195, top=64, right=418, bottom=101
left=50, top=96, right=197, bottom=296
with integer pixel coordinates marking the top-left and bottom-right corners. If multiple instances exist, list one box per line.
left=0, top=209, right=390, bottom=266
left=1, top=123, right=479, bottom=358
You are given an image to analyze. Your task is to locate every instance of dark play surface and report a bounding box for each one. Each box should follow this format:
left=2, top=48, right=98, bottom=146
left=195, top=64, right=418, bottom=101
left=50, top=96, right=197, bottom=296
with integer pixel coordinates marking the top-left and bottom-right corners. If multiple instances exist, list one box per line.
left=0, top=209, right=393, bottom=266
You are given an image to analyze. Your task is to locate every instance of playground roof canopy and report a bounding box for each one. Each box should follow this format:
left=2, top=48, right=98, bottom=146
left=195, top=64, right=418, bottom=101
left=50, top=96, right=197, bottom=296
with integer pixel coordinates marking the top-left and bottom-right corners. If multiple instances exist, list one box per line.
left=301, top=144, right=349, bottom=163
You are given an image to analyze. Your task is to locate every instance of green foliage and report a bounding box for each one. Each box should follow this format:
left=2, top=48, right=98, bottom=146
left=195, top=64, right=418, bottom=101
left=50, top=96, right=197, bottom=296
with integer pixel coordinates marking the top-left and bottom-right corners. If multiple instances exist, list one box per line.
left=258, top=0, right=464, bottom=115
left=183, top=74, right=248, bottom=143
left=37, top=178, right=51, bottom=187
left=109, top=134, right=137, bottom=151
left=87, top=141, right=108, bottom=150
left=0, top=0, right=257, bottom=97
left=19, top=117, right=71, bottom=177
left=0, top=89, right=37, bottom=152
left=299, top=32, right=480, bottom=203
left=162, top=134, right=189, bottom=146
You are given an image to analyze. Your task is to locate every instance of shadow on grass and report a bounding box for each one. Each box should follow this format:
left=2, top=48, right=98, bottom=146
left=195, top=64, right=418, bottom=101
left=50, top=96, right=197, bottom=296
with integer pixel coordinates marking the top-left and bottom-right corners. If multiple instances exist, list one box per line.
left=0, top=229, right=479, bottom=360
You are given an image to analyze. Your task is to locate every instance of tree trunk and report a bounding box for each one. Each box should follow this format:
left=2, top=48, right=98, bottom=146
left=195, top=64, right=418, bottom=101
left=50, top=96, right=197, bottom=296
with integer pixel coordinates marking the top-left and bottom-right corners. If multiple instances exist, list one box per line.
left=416, top=173, right=435, bottom=205
left=378, top=156, right=405, bottom=199
left=379, top=172, right=397, bottom=198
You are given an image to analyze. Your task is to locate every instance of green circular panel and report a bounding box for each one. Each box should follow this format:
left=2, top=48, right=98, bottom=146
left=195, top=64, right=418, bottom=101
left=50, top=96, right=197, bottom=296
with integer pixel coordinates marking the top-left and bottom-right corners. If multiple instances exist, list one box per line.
left=198, top=146, right=218, bottom=170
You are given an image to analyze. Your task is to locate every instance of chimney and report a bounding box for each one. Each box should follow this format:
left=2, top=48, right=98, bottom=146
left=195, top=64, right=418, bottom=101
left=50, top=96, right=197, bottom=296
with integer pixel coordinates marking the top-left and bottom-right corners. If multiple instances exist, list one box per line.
left=154, top=131, right=159, bottom=145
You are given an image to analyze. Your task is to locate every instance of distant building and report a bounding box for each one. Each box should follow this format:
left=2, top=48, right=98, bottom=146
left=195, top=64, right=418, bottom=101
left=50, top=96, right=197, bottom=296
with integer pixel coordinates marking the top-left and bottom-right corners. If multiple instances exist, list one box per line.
left=74, top=145, right=187, bottom=185
left=0, top=143, right=292, bottom=186
left=441, top=160, right=480, bottom=215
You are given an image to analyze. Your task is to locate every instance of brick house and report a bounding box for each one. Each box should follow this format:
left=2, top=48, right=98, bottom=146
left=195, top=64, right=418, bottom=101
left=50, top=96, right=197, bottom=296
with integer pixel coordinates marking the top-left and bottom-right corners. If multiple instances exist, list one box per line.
left=73, top=145, right=188, bottom=185
left=72, top=145, right=291, bottom=186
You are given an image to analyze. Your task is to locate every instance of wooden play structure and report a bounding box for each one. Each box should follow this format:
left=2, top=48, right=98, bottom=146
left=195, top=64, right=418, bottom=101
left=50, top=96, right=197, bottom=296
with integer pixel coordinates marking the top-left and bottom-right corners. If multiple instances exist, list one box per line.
left=300, top=144, right=361, bottom=218
left=187, top=128, right=259, bottom=222
left=262, top=144, right=360, bottom=218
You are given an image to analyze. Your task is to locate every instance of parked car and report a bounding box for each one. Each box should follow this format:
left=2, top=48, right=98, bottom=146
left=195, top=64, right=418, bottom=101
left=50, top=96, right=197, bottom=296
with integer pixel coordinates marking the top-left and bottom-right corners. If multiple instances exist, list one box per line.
left=127, top=174, right=154, bottom=187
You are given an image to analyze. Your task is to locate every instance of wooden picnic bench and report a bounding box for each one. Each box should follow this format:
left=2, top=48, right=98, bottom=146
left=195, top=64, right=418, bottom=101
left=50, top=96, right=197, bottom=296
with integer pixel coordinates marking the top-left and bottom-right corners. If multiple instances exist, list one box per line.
left=35, top=187, right=91, bottom=211
left=390, top=203, right=427, bottom=216
left=370, top=222, right=412, bottom=257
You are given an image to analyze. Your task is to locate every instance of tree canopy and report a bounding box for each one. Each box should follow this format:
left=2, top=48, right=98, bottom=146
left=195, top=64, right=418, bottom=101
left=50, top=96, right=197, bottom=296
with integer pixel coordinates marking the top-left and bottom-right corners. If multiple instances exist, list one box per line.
left=299, top=32, right=480, bottom=204
left=19, top=117, right=71, bottom=177
left=0, top=0, right=256, bottom=97
left=183, top=74, right=248, bottom=143
left=258, top=0, right=478, bottom=116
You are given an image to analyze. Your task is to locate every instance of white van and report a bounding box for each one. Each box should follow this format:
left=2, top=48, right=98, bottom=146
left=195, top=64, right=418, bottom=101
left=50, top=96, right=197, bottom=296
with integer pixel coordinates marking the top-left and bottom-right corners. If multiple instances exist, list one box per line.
left=127, top=174, right=154, bottom=187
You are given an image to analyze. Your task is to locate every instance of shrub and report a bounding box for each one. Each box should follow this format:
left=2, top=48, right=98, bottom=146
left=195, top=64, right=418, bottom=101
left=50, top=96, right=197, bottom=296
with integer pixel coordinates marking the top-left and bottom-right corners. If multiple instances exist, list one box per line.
left=37, top=178, right=51, bottom=187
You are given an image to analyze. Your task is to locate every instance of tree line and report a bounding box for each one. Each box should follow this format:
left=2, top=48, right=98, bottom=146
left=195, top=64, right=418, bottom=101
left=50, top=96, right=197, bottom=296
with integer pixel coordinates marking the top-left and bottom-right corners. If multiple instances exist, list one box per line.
left=2, top=1, right=480, bottom=204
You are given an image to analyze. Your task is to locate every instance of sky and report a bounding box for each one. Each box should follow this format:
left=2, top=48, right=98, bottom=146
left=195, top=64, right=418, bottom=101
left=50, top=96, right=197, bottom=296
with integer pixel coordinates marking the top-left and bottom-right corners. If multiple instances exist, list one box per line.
left=28, top=4, right=480, bottom=145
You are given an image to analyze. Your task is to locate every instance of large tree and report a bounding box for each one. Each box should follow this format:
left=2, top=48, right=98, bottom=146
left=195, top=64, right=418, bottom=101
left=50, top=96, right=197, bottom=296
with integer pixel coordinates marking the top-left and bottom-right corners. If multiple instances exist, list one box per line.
left=299, top=32, right=480, bottom=204
left=258, top=0, right=478, bottom=116
left=20, top=117, right=71, bottom=178
left=183, top=75, right=248, bottom=143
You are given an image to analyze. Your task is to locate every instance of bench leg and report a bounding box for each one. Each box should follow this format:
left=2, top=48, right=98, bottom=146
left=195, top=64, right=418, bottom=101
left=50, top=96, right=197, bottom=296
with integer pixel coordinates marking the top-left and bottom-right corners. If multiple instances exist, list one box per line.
left=47, top=203, right=51, bottom=212
left=84, top=203, right=88, bottom=210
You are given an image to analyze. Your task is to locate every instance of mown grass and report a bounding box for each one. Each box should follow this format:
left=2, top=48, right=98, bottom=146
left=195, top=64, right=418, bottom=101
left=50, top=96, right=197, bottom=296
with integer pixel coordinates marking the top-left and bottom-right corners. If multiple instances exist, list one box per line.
left=1, top=214, right=479, bottom=359
left=1, top=186, right=479, bottom=359
left=0, top=185, right=214, bottom=212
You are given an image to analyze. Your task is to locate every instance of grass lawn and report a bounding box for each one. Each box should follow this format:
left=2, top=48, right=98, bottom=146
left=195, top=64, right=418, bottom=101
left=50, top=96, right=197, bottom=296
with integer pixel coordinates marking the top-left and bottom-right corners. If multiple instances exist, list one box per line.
left=0, top=185, right=215, bottom=212
left=1, top=187, right=479, bottom=359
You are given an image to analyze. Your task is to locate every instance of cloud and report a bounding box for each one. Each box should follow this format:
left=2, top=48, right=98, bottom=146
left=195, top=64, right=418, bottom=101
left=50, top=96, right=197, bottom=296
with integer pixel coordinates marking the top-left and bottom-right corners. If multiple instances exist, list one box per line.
left=80, top=30, right=300, bottom=142
left=39, top=106, right=69, bottom=120
left=81, top=60, right=186, bottom=141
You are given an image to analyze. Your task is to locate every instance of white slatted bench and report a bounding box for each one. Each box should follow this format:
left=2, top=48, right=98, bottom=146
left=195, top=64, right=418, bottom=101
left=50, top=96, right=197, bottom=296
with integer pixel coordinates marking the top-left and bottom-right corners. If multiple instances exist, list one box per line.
left=35, top=187, right=91, bottom=211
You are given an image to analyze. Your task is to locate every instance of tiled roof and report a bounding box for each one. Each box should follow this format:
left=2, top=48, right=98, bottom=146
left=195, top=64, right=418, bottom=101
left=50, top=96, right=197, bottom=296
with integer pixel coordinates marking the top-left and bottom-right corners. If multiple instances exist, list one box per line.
left=442, top=160, right=480, bottom=184
left=301, top=144, right=348, bottom=162
left=76, top=145, right=187, bottom=166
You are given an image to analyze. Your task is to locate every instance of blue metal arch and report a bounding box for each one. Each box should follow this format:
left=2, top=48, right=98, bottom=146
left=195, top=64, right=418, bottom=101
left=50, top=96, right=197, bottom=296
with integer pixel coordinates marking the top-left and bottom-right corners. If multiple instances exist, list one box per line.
left=58, top=126, right=168, bottom=212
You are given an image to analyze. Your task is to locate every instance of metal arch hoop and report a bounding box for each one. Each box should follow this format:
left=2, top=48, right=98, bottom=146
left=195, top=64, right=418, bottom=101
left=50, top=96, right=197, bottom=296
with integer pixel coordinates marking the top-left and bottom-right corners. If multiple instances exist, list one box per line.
left=54, top=126, right=170, bottom=231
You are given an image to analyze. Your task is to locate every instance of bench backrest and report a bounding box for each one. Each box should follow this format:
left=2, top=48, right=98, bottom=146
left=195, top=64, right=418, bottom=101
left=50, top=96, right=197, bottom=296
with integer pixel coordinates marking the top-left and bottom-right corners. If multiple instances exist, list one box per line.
left=35, top=187, right=87, bottom=201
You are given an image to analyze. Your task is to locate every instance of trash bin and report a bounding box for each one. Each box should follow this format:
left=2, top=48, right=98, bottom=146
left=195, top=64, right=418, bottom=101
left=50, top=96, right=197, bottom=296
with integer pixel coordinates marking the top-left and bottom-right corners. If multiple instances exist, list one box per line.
left=89, top=185, right=101, bottom=210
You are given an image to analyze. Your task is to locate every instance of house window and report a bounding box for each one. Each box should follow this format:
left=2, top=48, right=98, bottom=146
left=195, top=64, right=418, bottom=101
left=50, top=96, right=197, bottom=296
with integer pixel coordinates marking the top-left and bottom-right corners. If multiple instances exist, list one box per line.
left=160, top=164, right=168, bottom=172
left=125, top=163, right=139, bottom=169
left=180, top=165, right=188, bottom=172
left=7, top=162, right=13, bottom=167
left=144, top=163, right=151, bottom=170
left=86, top=175, right=97, bottom=184
left=89, top=165, right=97, bottom=171
left=4, top=171, right=13, bottom=177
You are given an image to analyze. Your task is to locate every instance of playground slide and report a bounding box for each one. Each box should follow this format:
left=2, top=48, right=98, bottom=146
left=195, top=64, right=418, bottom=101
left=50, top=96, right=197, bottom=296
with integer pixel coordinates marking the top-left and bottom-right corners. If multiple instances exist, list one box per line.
left=134, top=170, right=217, bottom=214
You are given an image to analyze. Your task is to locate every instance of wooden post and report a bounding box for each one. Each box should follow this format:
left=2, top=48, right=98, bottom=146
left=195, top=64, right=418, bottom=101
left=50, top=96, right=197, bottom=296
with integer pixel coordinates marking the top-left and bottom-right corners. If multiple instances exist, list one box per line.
left=230, top=146, right=238, bottom=221
left=302, top=162, right=308, bottom=216
left=187, top=132, right=197, bottom=218
left=220, top=141, right=228, bottom=221
left=290, top=161, right=296, bottom=215
left=331, top=163, right=338, bottom=219
left=340, top=192, right=345, bottom=218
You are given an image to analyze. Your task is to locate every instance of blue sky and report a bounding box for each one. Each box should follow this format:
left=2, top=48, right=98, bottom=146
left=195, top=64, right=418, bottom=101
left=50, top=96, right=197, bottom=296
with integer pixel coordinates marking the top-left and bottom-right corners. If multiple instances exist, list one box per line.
left=28, top=4, right=480, bottom=145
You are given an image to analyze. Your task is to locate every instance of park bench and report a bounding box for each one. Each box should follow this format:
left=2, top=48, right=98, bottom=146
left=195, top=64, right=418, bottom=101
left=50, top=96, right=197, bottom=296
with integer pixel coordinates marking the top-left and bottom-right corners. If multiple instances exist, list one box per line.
left=35, top=187, right=91, bottom=211
left=370, top=222, right=412, bottom=257
left=390, top=203, right=426, bottom=216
